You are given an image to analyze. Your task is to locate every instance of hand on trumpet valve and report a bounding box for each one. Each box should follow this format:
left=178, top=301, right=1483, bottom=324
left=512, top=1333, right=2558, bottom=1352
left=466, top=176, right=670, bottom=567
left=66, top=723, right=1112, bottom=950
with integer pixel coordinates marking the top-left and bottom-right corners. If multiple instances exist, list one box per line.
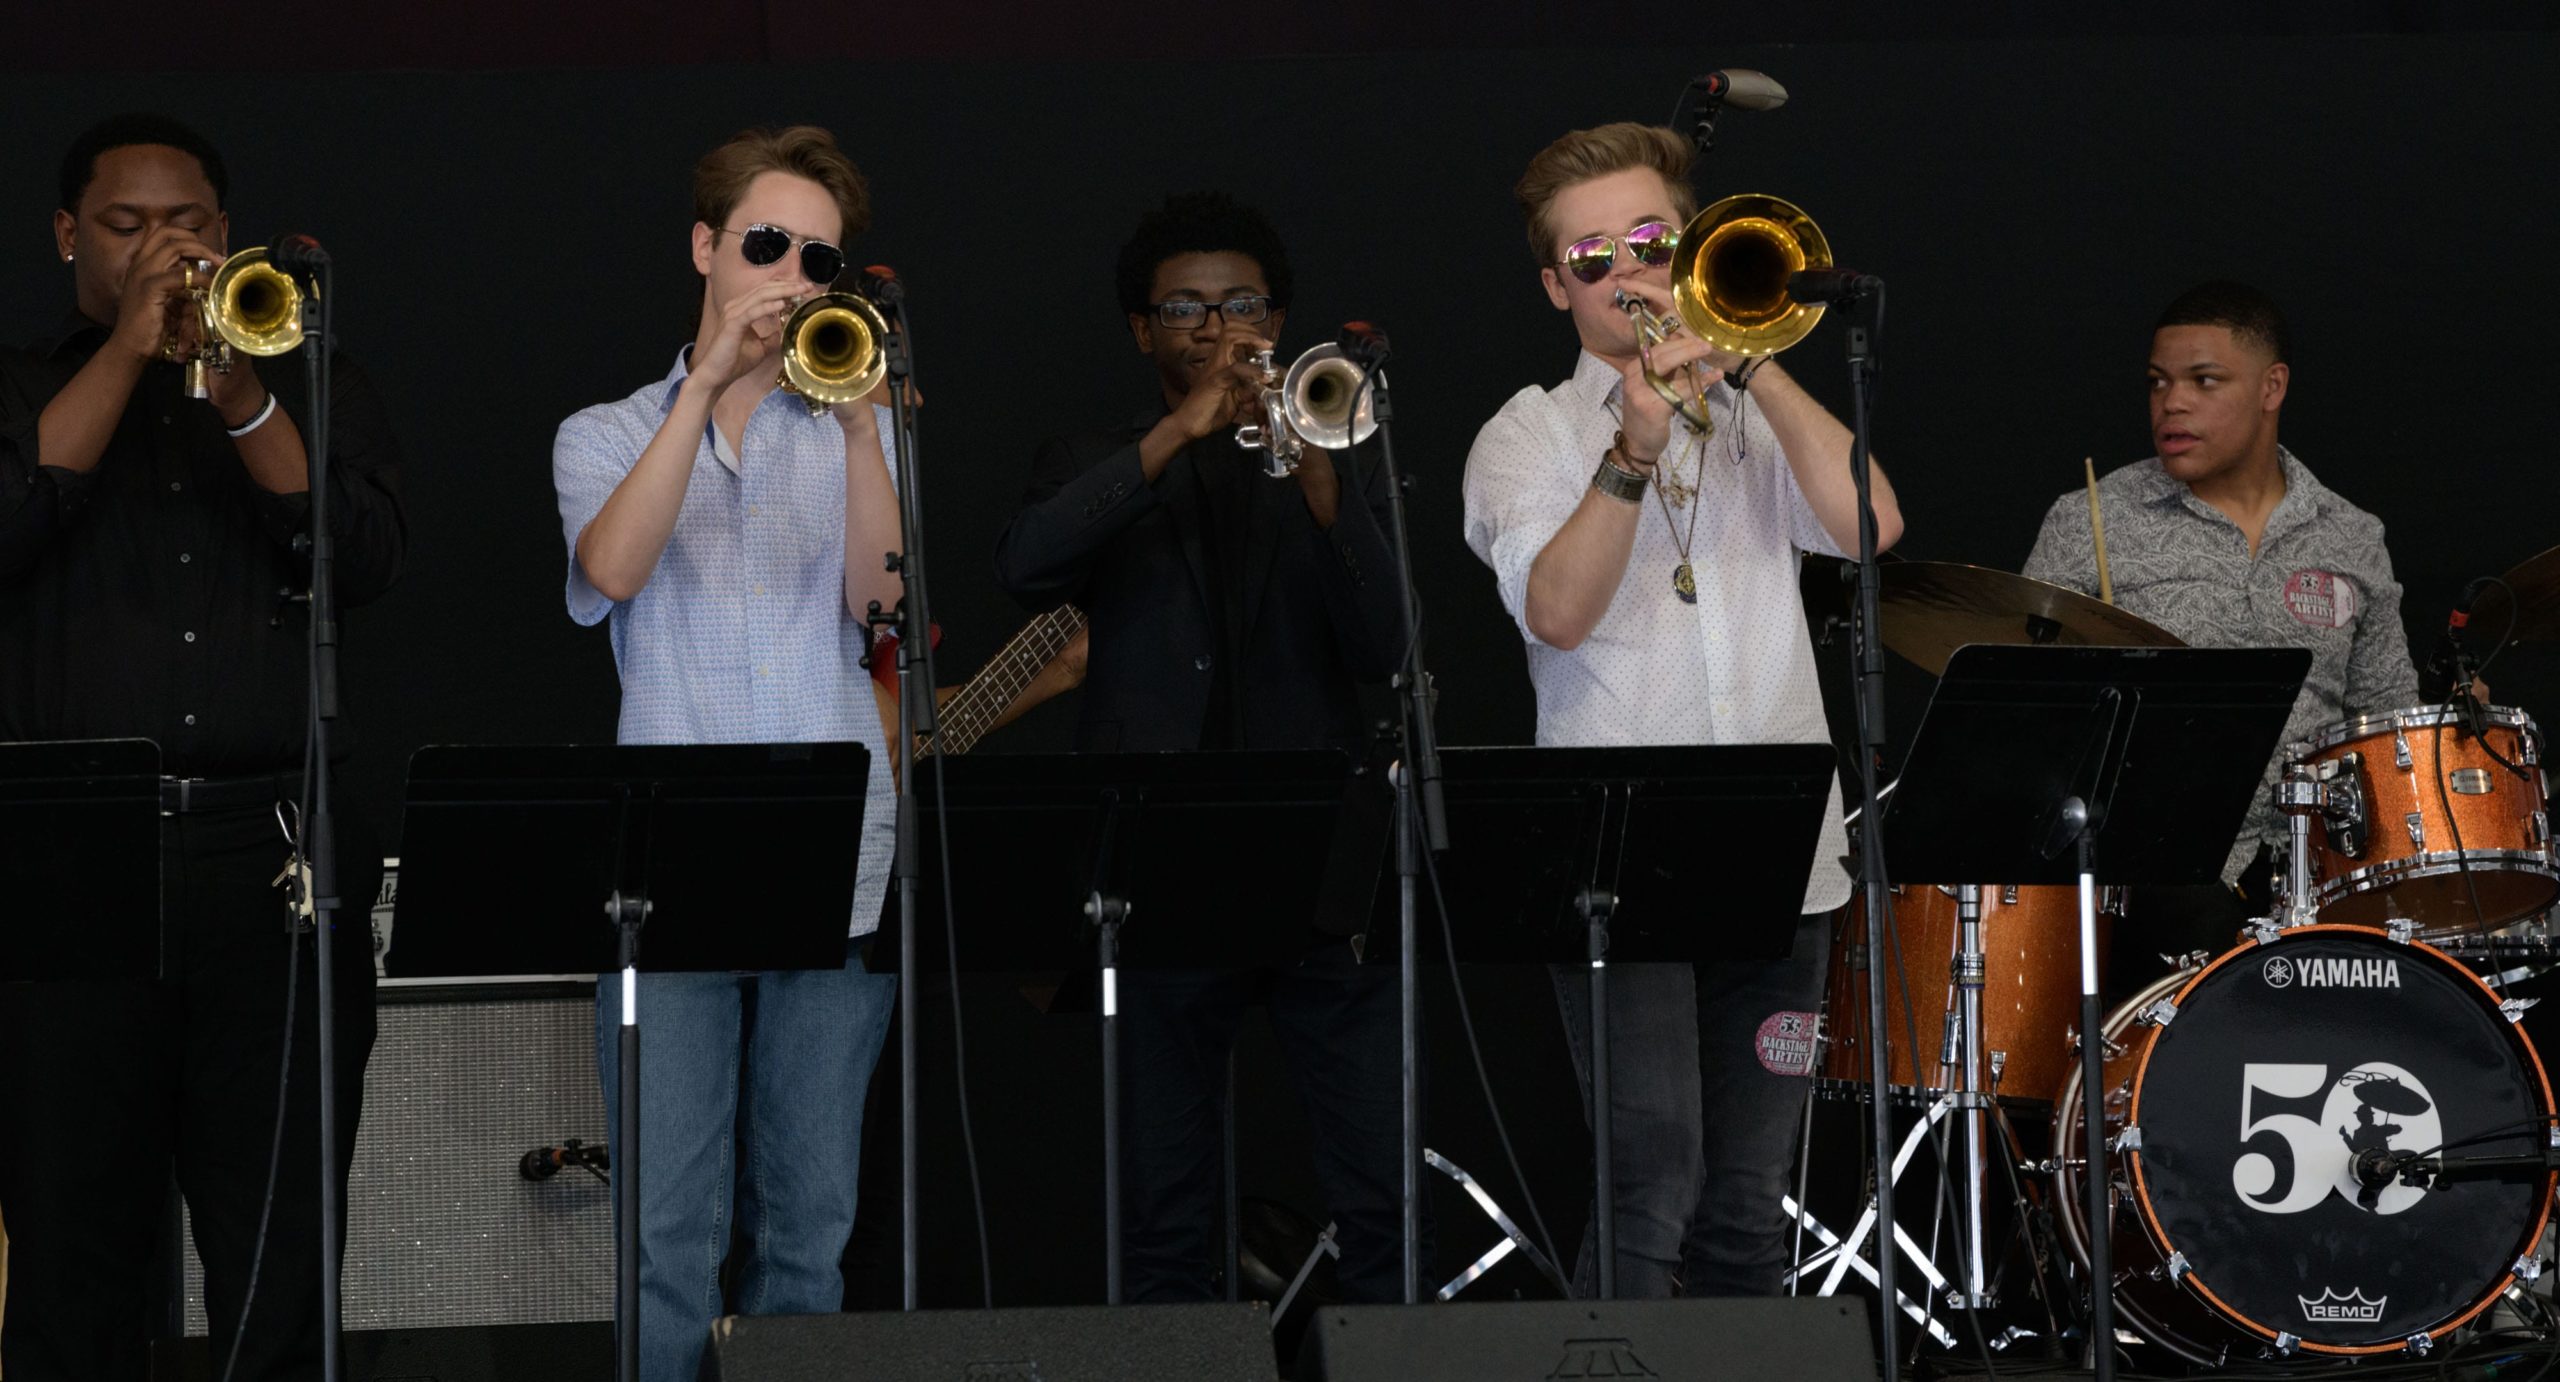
left=1166, top=322, right=1274, bottom=444
left=112, top=226, right=225, bottom=366
left=690, top=277, right=807, bottom=396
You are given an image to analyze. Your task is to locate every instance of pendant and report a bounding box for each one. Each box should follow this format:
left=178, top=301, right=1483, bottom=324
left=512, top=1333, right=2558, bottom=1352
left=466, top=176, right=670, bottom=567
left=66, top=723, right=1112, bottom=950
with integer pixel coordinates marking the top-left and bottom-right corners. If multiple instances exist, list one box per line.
left=1673, top=561, right=1697, bottom=604
left=1657, top=470, right=1694, bottom=509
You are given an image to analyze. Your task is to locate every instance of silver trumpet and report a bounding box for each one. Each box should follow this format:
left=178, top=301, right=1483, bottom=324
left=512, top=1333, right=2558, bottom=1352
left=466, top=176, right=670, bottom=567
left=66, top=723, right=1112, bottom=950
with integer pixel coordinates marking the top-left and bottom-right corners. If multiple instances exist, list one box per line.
left=1235, top=343, right=1378, bottom=478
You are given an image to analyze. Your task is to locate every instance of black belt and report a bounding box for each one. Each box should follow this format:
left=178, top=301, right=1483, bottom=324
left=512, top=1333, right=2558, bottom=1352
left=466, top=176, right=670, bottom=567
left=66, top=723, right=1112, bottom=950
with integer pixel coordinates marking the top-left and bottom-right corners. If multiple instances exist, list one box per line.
left=160, top=773, right=298, bottom=815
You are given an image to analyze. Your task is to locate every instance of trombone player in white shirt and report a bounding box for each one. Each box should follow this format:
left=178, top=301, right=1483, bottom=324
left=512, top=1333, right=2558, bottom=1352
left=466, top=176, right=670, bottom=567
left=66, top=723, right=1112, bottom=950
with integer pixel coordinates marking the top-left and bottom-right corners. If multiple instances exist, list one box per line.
left=1461, top=121, right=1902, bottom=1299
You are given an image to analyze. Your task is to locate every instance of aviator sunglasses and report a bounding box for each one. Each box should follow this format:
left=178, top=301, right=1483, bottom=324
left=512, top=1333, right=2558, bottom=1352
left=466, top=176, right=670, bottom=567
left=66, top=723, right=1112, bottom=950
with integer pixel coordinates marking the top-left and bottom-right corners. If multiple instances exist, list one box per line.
left=715, top=222, right=845, bottom=285
left=1555, top=218, right=1679, bottom=284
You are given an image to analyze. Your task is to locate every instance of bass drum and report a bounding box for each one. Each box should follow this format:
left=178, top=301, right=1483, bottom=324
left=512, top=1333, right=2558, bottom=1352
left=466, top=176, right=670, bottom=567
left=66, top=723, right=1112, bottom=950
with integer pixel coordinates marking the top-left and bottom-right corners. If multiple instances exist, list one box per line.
left=2054, top=924, right=2554, bottom=1364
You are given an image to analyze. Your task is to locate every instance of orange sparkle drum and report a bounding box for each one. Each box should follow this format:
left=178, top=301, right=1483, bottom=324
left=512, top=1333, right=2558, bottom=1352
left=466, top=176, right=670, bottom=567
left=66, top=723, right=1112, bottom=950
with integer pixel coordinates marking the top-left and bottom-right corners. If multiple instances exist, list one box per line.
left=1824, top=884, right=2119, bottom=1103
left=2053, top=925, right=2554, bottom=1364
left=2296, top=705, right=2555, bottom=939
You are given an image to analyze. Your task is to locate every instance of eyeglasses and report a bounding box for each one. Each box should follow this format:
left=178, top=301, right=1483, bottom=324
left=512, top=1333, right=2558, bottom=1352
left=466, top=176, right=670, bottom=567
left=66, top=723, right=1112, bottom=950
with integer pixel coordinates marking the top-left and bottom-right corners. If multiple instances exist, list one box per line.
left=1554, top=219, right=1679, bottom=285
left=715, top=222, right=844, bottom=286
left=1148, top=295, right=1274, bottom=330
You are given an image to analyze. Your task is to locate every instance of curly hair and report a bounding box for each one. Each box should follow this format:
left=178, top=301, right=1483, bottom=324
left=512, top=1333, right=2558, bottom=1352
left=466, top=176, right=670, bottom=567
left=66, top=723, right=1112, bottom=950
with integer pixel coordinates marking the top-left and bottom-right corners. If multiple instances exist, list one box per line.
left=1114, top=190, right=1293, bottom=318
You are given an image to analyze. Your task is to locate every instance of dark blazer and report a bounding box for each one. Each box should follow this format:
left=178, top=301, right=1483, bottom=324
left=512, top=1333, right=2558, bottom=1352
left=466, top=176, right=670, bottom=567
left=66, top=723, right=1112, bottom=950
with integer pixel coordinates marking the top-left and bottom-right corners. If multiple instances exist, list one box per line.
left=993, top=404, right=1406, bottom=753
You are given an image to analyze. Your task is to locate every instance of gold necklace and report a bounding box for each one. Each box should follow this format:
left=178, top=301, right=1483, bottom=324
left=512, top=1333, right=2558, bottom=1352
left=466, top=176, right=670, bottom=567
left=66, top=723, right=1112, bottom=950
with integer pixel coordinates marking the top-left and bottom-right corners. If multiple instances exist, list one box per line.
left=1651, top=428, right=1708, bottom=604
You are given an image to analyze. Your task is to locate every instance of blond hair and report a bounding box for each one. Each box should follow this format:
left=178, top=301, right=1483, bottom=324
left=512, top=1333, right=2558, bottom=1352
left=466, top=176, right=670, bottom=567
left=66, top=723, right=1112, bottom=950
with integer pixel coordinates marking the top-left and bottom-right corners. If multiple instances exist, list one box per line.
left=1513, top=122, right=1694, bottom=264
left=692, top=125, right=871, bottom=244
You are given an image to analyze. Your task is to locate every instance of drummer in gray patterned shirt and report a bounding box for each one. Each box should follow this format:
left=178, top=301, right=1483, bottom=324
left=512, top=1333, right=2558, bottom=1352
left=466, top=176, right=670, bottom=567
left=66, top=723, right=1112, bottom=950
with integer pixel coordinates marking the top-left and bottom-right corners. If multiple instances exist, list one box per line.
left=2024, top=281, right=2418, bottom=986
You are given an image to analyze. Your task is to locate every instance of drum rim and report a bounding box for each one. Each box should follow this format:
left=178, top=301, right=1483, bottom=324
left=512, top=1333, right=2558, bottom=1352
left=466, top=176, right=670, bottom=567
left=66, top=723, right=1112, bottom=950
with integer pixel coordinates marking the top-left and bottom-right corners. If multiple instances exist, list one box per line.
left=2299, top=703, right=2536, bottom=756
left=2313, top=849, right=2560, bottom=931
left=2122, top=922, right=2557, bottom=1356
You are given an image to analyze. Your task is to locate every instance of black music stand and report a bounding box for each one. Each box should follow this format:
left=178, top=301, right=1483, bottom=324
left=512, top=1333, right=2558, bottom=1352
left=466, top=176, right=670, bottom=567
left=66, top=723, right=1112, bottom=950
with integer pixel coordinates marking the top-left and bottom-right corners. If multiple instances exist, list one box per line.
left=1882, top=645, right=2309, bottom=1380
left=1419, top=744, right=1836, bottom=1300
left=0, top=738, right=164, bottom=983
left=884, top=749, right=1374, bottom=1304
left=388, top=743, right=871, bottom=1382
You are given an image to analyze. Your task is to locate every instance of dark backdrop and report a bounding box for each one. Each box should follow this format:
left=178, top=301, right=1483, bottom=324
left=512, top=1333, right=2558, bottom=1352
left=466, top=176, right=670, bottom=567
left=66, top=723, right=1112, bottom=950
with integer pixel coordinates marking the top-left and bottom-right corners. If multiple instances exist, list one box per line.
left=5, top=30, right=2556, bottom=1309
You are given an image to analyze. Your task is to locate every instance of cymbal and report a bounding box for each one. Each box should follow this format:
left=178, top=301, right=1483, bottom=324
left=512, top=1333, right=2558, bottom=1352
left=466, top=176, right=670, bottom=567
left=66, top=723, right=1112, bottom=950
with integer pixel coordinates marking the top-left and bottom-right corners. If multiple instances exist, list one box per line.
left=2468, top=545, right=2560, bottom=645
left=1802, top=558, right=2186, bottom=676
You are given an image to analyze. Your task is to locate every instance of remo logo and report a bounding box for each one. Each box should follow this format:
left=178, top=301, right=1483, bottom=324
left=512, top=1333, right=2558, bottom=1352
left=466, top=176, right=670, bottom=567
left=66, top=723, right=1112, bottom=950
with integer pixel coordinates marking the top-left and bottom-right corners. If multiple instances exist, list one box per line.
left=2233, top=1063, right=2440, bottom=1217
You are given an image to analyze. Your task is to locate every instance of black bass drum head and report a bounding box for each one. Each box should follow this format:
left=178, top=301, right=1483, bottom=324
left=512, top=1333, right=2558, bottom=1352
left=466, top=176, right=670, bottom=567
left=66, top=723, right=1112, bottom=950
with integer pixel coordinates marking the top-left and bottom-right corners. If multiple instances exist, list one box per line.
left=2128, top=925, right=2554, bottom=1354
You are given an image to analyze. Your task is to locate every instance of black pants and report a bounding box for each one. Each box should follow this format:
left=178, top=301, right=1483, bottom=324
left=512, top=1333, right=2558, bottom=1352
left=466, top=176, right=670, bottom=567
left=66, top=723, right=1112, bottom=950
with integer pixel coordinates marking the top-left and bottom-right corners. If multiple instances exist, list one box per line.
left=0, top=799, right=377, bottom=1382
left=1118, top=941, right=1427, bottom=1304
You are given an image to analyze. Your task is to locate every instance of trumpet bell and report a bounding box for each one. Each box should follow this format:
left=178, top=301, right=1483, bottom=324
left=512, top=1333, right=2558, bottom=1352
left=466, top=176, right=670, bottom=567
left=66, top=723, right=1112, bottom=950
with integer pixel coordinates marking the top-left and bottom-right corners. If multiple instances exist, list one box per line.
left=778, top=292, right=889, bottom=412
left=1670, top=192, right=1832, bottom=358
left=1280, top=345, right=1377, bottom=452
left=206, top=248, right=305, bottom=357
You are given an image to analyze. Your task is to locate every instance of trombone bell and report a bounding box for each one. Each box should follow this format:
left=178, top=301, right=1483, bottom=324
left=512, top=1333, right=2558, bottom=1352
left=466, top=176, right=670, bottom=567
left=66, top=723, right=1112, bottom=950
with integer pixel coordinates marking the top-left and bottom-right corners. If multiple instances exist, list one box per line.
left=778, top=292, right=890, bottom=415
left=1670, top=192, right=1831, bottom=358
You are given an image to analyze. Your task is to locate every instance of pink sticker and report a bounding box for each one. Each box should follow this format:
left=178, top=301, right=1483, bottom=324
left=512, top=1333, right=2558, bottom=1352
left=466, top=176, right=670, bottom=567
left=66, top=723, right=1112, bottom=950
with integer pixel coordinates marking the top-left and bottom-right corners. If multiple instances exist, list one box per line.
left=2282, top=569, right=2358, bottom=629
left=1755, top=1010, right=1819, bottom=1076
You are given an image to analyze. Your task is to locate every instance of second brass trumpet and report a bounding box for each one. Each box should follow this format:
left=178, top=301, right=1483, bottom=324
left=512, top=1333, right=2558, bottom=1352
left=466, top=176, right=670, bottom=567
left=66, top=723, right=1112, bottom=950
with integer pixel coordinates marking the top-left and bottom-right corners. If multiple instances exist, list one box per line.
left=164, top=247, right=307, bottom=399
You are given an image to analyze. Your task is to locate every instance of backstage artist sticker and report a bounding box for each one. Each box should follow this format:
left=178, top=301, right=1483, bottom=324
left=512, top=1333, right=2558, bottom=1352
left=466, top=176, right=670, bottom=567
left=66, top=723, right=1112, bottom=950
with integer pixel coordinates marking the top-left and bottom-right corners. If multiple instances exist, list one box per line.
left=2283, top=569, right=2358, bottom=629
left=1755, top=1011, right=1819, bottom=1076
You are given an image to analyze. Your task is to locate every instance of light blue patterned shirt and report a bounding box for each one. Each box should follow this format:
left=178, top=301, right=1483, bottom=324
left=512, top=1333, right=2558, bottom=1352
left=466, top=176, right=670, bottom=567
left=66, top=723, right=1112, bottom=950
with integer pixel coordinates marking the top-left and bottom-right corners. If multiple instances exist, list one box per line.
left=554, top=350, right=898, bottom=937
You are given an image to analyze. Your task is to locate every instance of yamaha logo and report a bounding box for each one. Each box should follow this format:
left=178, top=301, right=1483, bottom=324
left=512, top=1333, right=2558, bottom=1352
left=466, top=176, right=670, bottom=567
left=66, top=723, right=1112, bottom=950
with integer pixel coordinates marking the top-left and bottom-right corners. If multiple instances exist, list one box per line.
left=2299, top=1287, right=2388, bottom=1323
left=2263, top=955, right=2401, bottom=989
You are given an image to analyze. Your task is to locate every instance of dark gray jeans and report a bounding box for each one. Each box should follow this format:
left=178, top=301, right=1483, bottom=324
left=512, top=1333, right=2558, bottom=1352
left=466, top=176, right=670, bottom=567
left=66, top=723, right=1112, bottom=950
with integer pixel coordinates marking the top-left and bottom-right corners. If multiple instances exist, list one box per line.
left=1550, top=910, right=1830, bottom=1299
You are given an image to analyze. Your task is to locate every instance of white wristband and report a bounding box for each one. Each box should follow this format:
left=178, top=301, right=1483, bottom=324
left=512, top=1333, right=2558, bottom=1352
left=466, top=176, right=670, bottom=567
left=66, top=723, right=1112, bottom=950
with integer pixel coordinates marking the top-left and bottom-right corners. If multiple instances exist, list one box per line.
left=225, top=393, right=278, bottom=439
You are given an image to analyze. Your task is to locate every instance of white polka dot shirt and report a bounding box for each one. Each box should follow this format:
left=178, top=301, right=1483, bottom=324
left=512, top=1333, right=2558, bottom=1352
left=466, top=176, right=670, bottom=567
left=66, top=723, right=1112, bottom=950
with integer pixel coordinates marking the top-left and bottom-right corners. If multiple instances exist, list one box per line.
left=1463, top=349, right=1852, bottom=914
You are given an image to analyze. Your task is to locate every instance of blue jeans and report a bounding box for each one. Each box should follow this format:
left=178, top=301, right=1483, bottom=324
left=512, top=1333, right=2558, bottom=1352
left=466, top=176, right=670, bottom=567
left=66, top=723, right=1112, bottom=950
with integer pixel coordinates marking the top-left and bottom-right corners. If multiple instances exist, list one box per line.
left=1550, top=911, right=1831, bottom=1299
left=594, top=940, right=897, bottom=1382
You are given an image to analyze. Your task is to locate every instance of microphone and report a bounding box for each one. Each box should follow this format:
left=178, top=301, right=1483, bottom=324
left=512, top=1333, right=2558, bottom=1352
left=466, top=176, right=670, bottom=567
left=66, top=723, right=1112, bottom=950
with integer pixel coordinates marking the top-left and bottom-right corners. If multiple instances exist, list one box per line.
left=267, top=233, right=328, bottom=285
left=1696, top=69, right=1789, bottom=112
left=2350, top=1144, right=2405, bottom=1191
left=859, top=263, right=905, bottom=308
left=1337, top=321, right=1391, bottom=366
left=519, top=1139, right=609, bottom=1181
left=1787, top=268, right=1883, bottom=305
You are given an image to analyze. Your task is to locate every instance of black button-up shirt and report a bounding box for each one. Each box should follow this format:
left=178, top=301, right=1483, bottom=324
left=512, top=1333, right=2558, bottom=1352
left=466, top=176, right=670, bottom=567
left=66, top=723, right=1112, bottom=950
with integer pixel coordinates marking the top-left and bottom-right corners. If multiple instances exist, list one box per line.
left=0, top=315, right=406, bottom=776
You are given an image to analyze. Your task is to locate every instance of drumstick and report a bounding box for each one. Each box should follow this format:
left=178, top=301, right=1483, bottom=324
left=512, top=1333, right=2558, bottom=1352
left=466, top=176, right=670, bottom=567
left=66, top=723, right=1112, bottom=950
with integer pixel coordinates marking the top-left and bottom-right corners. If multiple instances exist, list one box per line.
left=2084, top=457, right=2115, bottom=606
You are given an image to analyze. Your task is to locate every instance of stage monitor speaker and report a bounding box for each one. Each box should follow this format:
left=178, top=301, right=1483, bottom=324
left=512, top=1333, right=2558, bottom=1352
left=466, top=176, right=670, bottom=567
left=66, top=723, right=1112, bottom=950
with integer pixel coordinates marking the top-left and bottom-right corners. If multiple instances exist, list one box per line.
left=698, top=1303, right=1279, bottom=1381
left=1304, top=1297, right=1877, bottom=1381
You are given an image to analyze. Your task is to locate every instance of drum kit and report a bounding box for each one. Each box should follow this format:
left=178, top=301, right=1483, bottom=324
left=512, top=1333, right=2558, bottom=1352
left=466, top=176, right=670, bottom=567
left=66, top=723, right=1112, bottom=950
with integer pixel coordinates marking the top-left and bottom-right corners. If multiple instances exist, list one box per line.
left=1789, top=546, right=2560, bottom=1368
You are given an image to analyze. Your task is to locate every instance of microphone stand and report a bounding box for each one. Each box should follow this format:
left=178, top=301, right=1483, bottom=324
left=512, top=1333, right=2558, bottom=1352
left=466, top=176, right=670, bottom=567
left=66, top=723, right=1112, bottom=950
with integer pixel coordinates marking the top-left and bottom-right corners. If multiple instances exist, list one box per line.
left=1349, top=341, right=1447, bottom=1304
left=280, top=247, right=349, bottom=1382
left=861, top=274, right=938, bottom=1312
left=1833, top=280, right=1901, bottom=1382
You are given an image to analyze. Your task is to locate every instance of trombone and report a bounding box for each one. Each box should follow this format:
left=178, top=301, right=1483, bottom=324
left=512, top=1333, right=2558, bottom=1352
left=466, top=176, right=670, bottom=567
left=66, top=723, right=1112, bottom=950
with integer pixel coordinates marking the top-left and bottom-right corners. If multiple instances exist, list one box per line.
left=1616, top=192, right=1833, bottom=436
left=165, top=247, right=307, bottom=399
left=776, top=291, right=890, bottom=415
left=1235, top=343, right=1378, bottom=479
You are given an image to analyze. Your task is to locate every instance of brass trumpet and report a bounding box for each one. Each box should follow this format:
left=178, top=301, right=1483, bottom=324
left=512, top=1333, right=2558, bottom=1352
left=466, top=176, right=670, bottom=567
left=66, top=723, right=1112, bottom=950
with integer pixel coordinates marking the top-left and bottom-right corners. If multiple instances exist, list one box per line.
left=164, top=248, right=307, bottom=399
left=1235, top=343, right=1378, bottom=479
left=1618, top=192, right=1833, bottom=436
left=776, top=291, right=890, bottom=415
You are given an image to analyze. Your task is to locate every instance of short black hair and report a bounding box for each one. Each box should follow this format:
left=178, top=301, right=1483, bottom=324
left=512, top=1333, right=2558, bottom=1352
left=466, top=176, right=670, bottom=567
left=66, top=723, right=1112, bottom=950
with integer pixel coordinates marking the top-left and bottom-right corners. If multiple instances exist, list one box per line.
left=1115, top=191, right=1293, bottom=318
left=2156, top=280, right=2288, bottom=365
left=58, top=113, right=228, bottom=214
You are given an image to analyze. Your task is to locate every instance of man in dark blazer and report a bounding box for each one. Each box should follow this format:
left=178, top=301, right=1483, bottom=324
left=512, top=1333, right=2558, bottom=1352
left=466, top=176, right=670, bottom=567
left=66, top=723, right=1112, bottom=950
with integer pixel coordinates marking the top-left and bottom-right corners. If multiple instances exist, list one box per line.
left=993, top=190, right=1418, bottom=1300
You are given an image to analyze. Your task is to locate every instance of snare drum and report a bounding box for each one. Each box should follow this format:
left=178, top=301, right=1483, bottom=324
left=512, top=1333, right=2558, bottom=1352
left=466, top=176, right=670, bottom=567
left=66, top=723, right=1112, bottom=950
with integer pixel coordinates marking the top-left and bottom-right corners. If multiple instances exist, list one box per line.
left=2295, top=705, right=2556, bottom=938
left=2054, top=924, right=2554, bottom=1364
left=1824, top=884, right=2119, bottom=1103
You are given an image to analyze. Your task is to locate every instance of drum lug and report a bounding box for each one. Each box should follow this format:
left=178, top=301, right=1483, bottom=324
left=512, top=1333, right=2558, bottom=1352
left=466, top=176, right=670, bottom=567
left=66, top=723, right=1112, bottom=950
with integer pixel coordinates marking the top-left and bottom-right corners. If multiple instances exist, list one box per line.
left=2245, top=919, right=2284, bottom=945
left=2405, top=1332, right=2435, bottom=1357
left=2272, top=1331, right=2301, bottom=1357
left=2386, top=918, right=2416, bottom=945
left=2161, top=1248, right=2187, bottom=1281
left=2137, top=998, right=2179, bottom=1028
left=2502, top=997, right=2540, bottom=1024
left=2395, top=725, right=2414, bottom=771
left=2000, top=883, right=2019, bottom=905
left=2404, top=811, right=2426, bottom=850
left=2112, top=1124, right=2143, bottom=1152
left=2516, top=1254, right=2545, bottom=1282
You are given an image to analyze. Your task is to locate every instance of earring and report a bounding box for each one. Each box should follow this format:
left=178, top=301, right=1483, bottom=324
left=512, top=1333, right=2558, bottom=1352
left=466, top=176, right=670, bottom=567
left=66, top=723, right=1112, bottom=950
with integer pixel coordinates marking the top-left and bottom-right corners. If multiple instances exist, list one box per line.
left=64, top=253, right=73, bottom=263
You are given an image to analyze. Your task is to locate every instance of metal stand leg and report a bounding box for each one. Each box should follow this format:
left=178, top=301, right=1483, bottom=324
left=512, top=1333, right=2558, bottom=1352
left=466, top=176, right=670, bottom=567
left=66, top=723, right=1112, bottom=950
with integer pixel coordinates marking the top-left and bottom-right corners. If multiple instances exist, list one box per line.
left=1224, top=1046, right=1240, bottom=1304
left=1578, top=888, right=1615, bottom=1300
left=1091, top=897, right=1127, bottom=1305
left=2074, top=839, right=2117, bottom=1382
left=1395, top=763, right=1422, bottom=1305
left=608, top=891, right=650, bottom=1382
left=1953, top=885, right=1993, bottom=1311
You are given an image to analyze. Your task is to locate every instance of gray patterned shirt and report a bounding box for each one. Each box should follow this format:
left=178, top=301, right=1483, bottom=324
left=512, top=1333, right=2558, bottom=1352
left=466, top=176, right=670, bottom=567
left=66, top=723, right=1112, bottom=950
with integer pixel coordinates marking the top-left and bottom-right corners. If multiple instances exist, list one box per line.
left=2023, top=448, right=2419, bottom=883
